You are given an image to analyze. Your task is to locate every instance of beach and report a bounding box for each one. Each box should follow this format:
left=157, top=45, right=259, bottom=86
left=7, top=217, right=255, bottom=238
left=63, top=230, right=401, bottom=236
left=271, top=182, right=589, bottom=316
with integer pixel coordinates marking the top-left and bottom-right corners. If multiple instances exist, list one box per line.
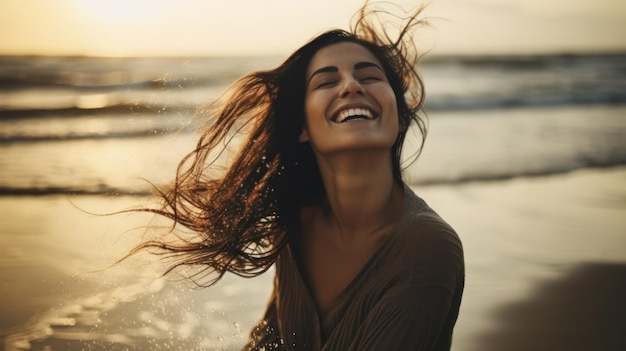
left=1, top=53, right=625, bottom=350
left=1, top=166, right=624, bottom=350
left=421, top=167, right=626, bottom=351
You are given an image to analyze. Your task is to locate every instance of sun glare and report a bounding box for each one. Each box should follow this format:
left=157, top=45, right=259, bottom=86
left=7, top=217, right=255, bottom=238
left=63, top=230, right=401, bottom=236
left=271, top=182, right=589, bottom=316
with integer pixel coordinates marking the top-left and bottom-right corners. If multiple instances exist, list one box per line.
left=73, top=0, right=169, bottom=26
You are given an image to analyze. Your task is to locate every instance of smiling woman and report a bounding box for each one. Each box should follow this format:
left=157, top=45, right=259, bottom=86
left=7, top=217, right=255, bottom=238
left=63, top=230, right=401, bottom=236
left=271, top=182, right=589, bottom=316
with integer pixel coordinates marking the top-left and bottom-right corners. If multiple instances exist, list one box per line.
left=301, top=42, right=400, bottom=155
left=119, top=2, right=464, bottom=350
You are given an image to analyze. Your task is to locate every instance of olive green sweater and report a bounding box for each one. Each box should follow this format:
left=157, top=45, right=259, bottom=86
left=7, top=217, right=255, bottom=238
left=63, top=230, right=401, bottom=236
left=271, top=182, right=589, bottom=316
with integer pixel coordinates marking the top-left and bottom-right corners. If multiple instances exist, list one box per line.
left=243, top=187, right=464, bottom=350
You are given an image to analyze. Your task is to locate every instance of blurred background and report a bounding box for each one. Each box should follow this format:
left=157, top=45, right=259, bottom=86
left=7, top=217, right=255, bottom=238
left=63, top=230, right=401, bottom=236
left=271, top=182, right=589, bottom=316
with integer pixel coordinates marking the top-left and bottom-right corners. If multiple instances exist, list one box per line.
left=1, top=0, right=625, bottom=350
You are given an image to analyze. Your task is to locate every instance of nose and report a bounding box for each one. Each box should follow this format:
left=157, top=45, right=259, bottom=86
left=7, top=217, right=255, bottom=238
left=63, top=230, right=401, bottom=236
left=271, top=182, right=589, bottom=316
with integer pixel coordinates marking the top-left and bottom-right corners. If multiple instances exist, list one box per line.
left=339, top=77, right=364, bottom=97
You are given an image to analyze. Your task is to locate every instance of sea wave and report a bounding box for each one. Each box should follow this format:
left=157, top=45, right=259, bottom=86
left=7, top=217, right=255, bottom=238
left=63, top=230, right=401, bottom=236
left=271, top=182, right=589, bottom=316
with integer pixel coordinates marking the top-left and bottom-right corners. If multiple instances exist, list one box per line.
left=0, top=55, right=249, bottom=90
left=0, top=112, right=197, bottom=144
left=0, top=186, right=152, bottom=197
left=2, top=162, right=625, bottom=197
left=1, top=53, right=624, bottom=118
left=1, top=54, right=624, bottom=197
left=0, top=103, right=192, bottom=119
left=2, top=90, right=625, bottom=122
left=0, top=129, right=176, bottom=144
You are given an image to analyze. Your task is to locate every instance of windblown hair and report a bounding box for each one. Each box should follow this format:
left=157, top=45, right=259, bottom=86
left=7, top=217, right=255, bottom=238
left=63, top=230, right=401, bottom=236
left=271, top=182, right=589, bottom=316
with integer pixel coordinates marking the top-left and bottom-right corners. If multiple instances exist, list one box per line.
left=128, top=2, right=429, bottom=287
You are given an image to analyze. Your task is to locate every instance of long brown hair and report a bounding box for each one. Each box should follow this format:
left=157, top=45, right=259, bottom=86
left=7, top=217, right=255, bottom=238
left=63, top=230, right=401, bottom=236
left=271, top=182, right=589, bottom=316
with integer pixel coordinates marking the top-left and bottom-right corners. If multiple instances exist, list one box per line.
left=126, top=1, right=428, bottom=287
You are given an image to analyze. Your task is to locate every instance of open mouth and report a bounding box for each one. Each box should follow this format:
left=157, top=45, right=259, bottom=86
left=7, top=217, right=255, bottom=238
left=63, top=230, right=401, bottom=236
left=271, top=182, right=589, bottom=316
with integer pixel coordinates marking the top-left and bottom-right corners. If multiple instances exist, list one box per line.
left=335, top=108, right=376, bottom=123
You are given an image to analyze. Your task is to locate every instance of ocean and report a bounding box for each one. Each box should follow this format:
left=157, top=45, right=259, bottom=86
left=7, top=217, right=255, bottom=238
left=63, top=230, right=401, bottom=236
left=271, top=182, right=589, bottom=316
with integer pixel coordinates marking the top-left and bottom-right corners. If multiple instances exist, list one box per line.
left=1, top=53, right=625, bottom=195
left=1, top=53, right=625, bottom=350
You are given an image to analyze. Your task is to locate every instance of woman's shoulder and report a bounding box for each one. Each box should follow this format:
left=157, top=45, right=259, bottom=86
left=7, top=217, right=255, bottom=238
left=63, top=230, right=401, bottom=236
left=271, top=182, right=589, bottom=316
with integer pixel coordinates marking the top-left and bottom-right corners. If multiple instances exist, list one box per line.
left=387, top=186, right=463, bottom=265
left=401, top=186, right=458, bottom=235
left=366, top=186, right=463, bottom=298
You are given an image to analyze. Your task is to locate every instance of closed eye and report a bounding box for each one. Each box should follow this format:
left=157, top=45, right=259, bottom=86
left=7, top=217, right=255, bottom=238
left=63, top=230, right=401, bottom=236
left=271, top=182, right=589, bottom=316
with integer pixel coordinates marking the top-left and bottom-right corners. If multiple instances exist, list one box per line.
left=360, top=76, right=383, bottom=83
left=314, top=80, right=337, bottom=89
left=356, top=67, right=386, bottom=83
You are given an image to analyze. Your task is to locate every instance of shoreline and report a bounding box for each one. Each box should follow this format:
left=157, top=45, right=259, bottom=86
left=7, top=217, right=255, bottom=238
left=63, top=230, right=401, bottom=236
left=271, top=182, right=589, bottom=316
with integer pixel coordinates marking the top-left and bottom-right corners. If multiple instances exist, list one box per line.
left=1, top=162, right=624, bottom=197
left=1, top=165, right=625, bottom=350
left=414, top=166, right=626, bottom=351
left=472, top=262, right=626, bottom=351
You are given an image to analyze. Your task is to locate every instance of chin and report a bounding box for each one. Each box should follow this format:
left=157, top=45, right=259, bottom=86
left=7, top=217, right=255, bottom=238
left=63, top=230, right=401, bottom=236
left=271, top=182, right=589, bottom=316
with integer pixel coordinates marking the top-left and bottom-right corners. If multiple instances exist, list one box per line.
left=321, top=139, right=397, bottom=154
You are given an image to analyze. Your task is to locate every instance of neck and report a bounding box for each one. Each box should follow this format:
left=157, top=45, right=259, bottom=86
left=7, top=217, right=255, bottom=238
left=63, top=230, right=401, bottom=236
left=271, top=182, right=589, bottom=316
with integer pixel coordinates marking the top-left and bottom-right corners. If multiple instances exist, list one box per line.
left=314, top=150, right=404, bottom=241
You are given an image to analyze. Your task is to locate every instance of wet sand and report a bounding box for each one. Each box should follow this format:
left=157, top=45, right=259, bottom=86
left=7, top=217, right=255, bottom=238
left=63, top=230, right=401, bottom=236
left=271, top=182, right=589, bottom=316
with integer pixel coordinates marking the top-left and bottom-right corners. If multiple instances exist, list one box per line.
left=416, top=166, right=626, bottom=351
left=474, top=262, right=626, bottom=351
left=1, top=166, right=625, bottom=350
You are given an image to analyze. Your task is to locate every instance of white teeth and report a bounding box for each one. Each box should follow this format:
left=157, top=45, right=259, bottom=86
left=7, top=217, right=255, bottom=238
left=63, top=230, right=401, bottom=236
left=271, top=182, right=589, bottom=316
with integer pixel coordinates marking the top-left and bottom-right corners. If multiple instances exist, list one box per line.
left=337, top=108, right=374, bottom=122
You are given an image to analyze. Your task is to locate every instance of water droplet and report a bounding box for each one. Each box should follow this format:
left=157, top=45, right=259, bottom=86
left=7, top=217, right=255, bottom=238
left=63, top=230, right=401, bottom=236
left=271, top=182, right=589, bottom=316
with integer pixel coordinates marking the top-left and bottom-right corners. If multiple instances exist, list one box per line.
left=232, top=321, right=241, bottom=336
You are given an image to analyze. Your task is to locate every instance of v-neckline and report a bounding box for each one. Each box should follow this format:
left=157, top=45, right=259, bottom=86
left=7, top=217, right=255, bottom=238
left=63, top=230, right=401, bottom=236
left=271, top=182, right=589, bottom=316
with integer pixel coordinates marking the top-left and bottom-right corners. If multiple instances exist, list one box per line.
left=318, top=234, right=388, bottom=317
left=287, top=185, right=413, bottom=326
left=284, top=233, right=392, bottom=347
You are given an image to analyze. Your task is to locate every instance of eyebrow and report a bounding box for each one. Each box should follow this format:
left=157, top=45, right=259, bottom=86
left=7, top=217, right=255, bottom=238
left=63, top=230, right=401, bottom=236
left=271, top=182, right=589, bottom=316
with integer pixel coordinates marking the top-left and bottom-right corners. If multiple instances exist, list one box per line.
left=307, top=61, right=384, bottom=86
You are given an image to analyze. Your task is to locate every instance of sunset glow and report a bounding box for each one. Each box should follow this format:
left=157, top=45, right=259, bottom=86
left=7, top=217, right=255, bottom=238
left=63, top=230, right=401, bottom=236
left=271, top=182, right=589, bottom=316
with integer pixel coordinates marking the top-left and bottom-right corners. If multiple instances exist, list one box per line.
left=0, top=0, right=624, bottom=57
left=73, top=0, right=169, bottom=26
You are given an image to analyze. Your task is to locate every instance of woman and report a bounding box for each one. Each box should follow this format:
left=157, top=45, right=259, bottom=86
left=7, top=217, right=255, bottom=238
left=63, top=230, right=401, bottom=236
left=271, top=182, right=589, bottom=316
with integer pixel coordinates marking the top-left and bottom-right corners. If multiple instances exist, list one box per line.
left=130, top=2, right=464, bottom=350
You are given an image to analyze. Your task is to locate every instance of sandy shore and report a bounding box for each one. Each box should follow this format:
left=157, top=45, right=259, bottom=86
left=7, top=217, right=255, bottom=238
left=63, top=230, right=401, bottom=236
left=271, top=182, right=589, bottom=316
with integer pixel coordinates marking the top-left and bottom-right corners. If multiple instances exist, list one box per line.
left=1, top=166, right=625, bottom=350
left=415, top=166, right=626, bottom=351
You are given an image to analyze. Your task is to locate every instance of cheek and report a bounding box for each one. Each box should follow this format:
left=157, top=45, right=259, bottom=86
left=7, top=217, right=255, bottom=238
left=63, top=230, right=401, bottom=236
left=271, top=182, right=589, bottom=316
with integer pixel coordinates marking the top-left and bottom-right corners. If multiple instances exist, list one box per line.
left=301, top=94, right=321, bottom=142
left=303, top=92, right=328, bottom=126
left=303, top=92, right=316, bottom=124
left=384, top=91, right=400, bottom=127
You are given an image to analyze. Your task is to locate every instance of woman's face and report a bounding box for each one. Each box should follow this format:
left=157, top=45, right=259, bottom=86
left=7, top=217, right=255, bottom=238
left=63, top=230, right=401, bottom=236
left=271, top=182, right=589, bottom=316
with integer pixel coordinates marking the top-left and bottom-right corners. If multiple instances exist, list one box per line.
left=300, top=42, right=399, bottom=156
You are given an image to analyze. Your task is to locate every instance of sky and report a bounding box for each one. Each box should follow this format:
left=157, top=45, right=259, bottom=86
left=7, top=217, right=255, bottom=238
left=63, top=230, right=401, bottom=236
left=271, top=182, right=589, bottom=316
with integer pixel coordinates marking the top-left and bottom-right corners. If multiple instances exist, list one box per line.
left=0, top=0, right=624, bottom=57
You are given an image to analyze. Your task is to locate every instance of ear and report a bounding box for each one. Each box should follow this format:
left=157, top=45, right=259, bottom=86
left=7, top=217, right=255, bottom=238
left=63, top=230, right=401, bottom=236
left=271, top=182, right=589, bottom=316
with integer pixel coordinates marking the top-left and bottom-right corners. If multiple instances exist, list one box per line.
left=298, top=128, right=310, bottom=142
